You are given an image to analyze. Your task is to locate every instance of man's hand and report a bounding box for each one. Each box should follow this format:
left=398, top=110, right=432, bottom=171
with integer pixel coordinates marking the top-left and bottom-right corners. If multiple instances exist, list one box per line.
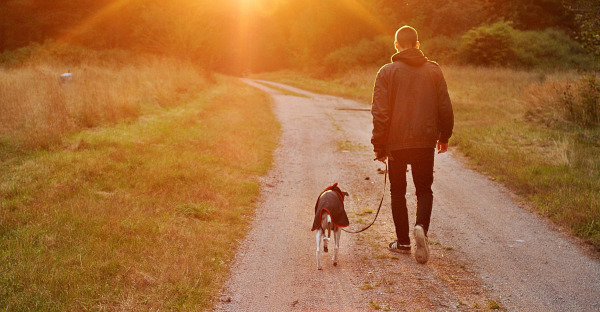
left=437, top=141, right=448, bottom=154
left=374, top=151, right=387, bottom=163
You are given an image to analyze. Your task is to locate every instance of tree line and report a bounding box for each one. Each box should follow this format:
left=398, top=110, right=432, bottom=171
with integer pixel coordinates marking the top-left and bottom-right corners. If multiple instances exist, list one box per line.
left=0, top=0, right=597, bottom=72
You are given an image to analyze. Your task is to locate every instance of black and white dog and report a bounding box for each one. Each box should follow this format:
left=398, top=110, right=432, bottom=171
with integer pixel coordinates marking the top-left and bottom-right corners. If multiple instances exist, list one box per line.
left=311, top=183, right=350, bottom=270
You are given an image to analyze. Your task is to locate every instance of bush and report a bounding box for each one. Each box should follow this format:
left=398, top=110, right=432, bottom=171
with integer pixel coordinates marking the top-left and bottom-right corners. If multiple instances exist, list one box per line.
left=317, top=21, right=595, bottom=73
left=459, top=20, right=515, bottom=66
left=512, top=28, right=593, bottom=70
left=460, top=21, right=595, bottom=69
left=421, top=35, right=461, bottom=64
left=324, top=36, right=395, bottom=73
left=562, top=74, right=600, bottom=128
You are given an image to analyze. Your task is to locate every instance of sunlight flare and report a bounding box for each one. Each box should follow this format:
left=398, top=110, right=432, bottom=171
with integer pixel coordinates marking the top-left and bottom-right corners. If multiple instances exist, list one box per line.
left=58, top=0, right=132, bottom=43
left=338, top=0, right=390, bottom=35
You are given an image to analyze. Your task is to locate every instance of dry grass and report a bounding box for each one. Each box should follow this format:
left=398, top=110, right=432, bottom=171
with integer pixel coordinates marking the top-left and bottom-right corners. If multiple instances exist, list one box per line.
left=255, top=66, right=600, bottom=249
left=0, top=56, right=208, bottom=151
left=525, top=73, right=600, bottom=128
left=1, top=55, right=280, bottom=310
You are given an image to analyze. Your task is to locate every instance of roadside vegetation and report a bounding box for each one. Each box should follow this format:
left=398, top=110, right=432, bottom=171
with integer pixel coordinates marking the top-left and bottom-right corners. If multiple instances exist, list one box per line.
left=0, top=43, right=213, bottom=152
left=254, top=67, right=600, bottom=249
left=0, top=52, right=279, bottom=310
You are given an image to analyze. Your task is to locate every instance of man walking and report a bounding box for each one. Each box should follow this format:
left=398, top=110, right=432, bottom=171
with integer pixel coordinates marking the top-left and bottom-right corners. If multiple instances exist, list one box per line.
left=371, top=26, right=454, bottom=264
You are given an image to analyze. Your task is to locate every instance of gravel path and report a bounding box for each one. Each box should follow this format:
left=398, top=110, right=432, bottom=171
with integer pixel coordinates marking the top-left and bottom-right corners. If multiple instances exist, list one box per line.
left=214, top=79, right=600, bottom=311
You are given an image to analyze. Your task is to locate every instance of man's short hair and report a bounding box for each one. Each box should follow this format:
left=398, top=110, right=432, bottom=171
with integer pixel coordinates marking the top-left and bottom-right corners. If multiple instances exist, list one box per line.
left=395, top=26, right=418, bottom=49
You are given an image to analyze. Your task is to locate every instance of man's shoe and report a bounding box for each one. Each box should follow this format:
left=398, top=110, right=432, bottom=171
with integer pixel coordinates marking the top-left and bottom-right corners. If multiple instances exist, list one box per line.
left=388, top=240, right=411, bottom=254
left=414, top=225, right=429, bottom=264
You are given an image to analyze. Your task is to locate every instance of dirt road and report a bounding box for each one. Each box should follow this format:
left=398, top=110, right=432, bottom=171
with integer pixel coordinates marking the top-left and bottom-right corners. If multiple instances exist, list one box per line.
left=214, top=79, right=600, bottom=311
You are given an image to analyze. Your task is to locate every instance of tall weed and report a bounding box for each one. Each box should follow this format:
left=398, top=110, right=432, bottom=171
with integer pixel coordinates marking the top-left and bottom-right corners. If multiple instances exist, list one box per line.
left=526, top=73, right=600, bottom=128
left=0, top=41, right=133, bottom=68
left=0, top=51, right=208, bottom=151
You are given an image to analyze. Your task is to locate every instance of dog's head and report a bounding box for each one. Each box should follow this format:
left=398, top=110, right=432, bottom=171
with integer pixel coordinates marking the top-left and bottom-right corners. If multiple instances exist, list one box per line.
left=322, top=182, right=349, bottom=202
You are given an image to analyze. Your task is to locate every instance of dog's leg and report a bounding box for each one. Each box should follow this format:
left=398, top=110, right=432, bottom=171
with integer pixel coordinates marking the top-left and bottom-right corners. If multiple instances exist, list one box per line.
left=322, top=213, right=329, bottom=253
left=333, top=227, right=341, bottom=266
left=316, top=229, right=322, bottom=270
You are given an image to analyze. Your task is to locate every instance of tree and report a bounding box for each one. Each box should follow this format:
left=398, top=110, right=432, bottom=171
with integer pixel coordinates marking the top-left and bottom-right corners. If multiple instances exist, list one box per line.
left=564, top=0, right=600, bottom=57
left=488, top=0, right=574, bottom=30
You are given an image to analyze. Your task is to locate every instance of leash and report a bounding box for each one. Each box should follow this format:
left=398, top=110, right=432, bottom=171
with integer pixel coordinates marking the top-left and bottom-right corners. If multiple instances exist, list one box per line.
left=342, top=160, right=388, bottom=234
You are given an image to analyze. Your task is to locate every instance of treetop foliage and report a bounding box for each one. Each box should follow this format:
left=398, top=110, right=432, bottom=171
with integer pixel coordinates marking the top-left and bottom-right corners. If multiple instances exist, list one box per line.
left=0, top=0, right=597, bottom=72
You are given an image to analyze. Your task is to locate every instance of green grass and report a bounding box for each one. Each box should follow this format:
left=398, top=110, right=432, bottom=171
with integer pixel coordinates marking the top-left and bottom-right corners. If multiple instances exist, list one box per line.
left=0, top=77, right=280, bottom=310
left=255, top=67, right=600, bottom=249
left=361, top=282, right=380, bottom=290
left=488, top=299, right=502, bottom=310
left=338, top=139, right=369, bottom=152
left=358, top=207, right=374, bottom=215
left=369, top=300, right=383, bottom=310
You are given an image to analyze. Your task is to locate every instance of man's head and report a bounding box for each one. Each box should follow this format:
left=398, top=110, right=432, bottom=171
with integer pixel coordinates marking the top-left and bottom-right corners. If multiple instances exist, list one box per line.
left=395, top=26, right=419, bottom=52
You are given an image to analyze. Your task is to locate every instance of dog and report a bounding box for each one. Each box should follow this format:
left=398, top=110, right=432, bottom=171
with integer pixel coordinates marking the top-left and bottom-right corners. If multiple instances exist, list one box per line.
left=311, top=183, right=349, bottom=270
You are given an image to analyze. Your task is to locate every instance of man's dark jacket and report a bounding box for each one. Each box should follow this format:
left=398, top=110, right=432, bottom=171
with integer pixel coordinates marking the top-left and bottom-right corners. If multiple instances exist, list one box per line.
left=371, top=48, right=454, bottom=154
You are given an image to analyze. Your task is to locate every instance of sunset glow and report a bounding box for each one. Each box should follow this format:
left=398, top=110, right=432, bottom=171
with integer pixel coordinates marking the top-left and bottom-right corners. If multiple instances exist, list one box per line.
left=1, top=0, right=598, bottom=311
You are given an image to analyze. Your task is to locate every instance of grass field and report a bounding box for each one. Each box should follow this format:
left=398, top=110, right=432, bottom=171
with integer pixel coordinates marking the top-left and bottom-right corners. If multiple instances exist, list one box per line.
left=0, top=55, right=211, bottom=152
left=0, top=59, right=279, bottom=310
left=254, top=66, right=600, bottom=250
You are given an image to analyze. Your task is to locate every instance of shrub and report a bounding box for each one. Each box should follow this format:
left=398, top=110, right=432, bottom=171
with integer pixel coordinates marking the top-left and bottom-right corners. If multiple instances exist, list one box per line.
left=324, top=36, right=395, bottom=73
left=565, top=74, right=600, bottom=128
left=512, top=28, right=593, bottom=70
left=421, top=35, right=461, bottom=64
left=460, top=21, right=595, bottom=69
left=459, top=20, right=514, bottom=66
left=317, top=21, right=595, bottom=73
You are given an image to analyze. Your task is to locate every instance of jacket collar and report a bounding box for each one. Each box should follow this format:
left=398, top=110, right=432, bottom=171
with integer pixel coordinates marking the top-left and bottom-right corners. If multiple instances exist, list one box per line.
left=391, top=48, right=428, bottom=66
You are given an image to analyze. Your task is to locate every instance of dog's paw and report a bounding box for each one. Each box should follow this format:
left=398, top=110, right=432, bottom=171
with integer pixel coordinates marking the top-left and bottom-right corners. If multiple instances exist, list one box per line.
left=333, top=262, right=338, bottom=266
left=317, top=266, right=322, bottom=270
left=324, top=246, right=328, bottom=253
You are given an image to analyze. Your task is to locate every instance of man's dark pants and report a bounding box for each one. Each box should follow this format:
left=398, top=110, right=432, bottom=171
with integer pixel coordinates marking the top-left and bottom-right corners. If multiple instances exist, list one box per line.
left=388, top=148, right=435, bottom=245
